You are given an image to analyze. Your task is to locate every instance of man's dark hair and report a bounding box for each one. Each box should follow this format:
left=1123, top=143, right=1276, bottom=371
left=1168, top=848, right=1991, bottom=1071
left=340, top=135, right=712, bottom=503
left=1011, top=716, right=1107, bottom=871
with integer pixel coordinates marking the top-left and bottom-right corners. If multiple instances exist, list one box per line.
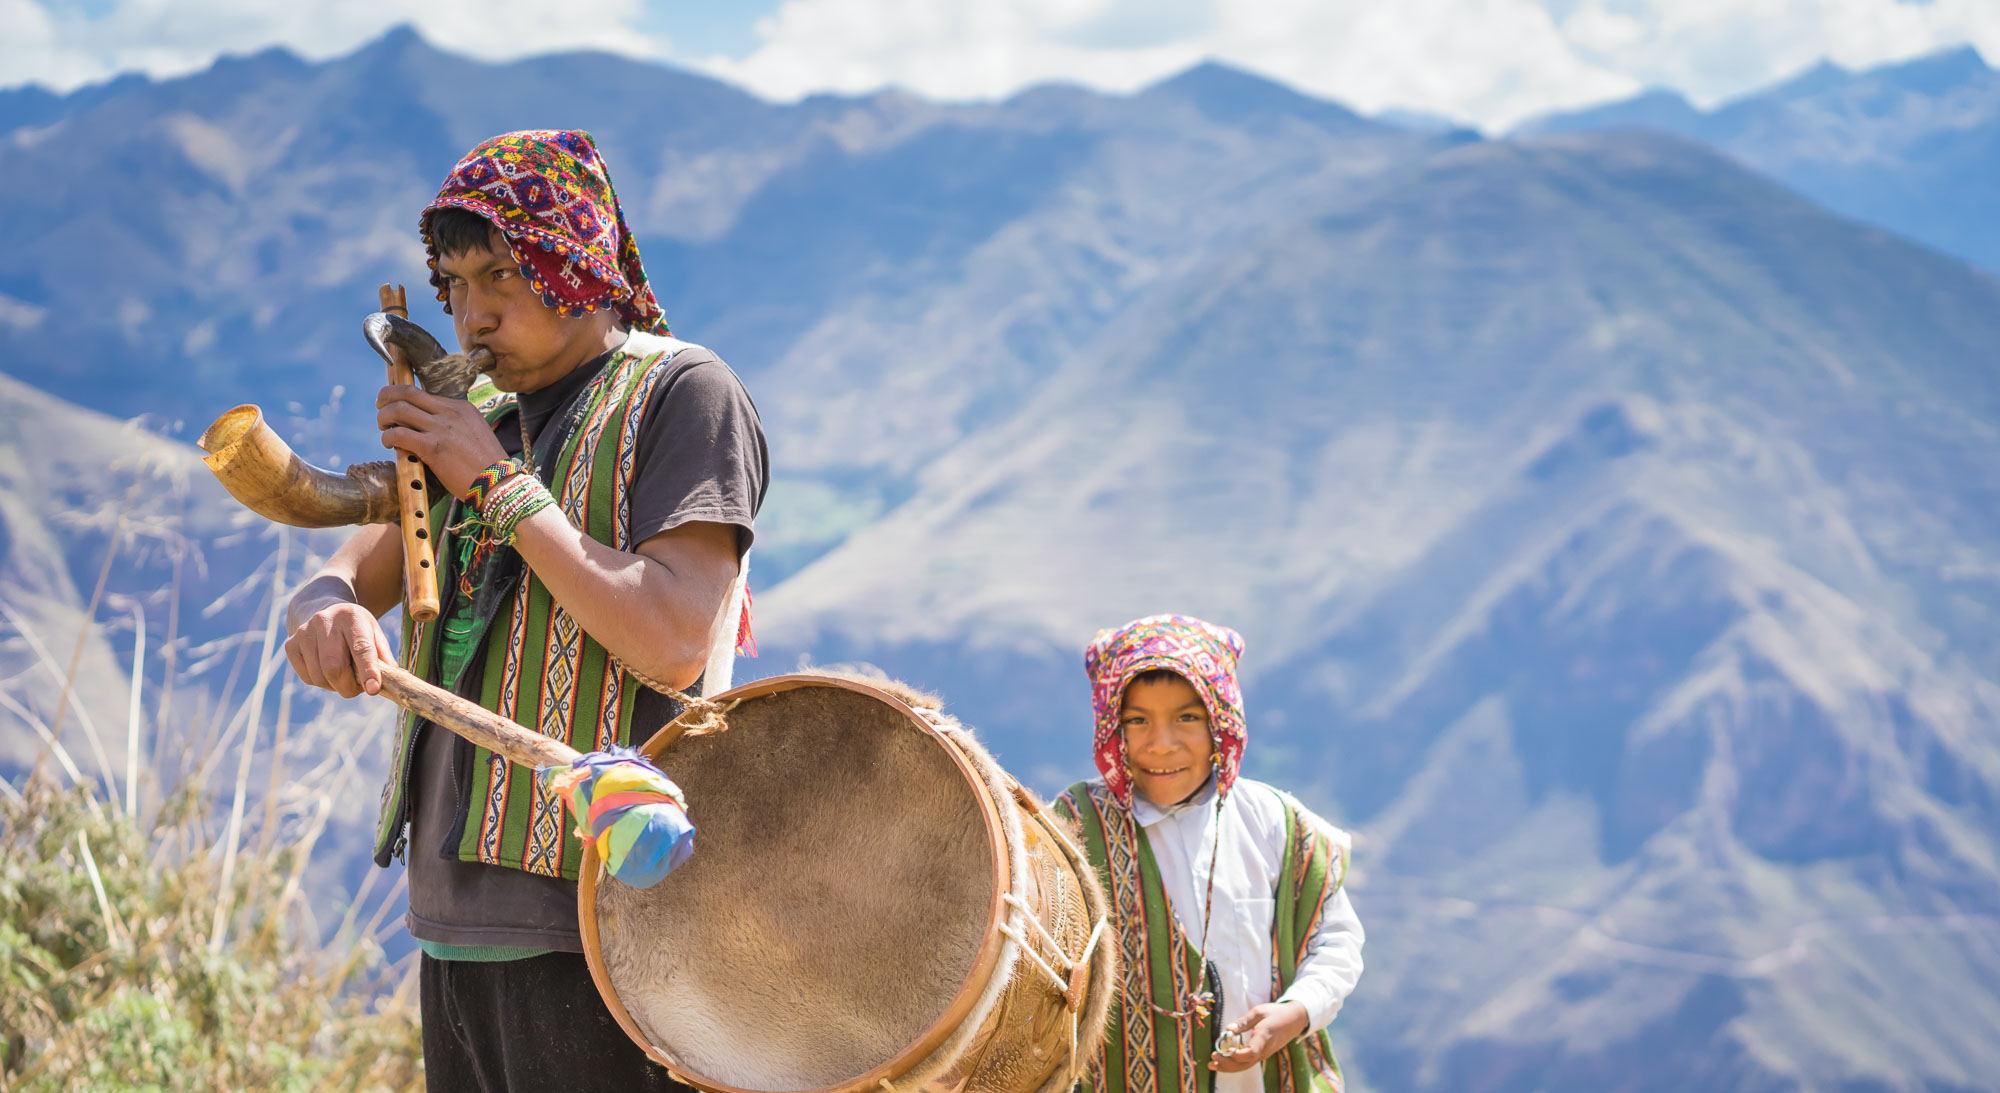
left=1131, top=668, right=1189, bottom=687
left=426, top=206, right=500, bottom=257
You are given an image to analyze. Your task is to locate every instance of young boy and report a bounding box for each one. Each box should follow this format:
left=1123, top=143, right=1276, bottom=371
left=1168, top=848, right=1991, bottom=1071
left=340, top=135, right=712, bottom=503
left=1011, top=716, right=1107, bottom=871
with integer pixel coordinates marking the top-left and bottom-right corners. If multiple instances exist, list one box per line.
left=1054, top=615, right=1363, bottom=1093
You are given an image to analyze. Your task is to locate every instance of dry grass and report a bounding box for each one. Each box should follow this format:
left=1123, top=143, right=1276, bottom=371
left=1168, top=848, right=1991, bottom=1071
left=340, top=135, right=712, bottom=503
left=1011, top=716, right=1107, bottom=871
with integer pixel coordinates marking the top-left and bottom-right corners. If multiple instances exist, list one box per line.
left=1, top=499, right=422, bottom=1091
left=0, top=778, right=421, bottom=1092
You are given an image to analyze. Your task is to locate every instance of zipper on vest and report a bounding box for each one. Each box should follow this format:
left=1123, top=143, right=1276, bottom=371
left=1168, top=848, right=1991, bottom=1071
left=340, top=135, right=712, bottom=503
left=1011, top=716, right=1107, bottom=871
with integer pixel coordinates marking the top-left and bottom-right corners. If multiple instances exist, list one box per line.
left=393, top=482, right=475, bottom=866
left=444, top=733, right=460, bottom=857
left=388, top=718, right=423, bottom=861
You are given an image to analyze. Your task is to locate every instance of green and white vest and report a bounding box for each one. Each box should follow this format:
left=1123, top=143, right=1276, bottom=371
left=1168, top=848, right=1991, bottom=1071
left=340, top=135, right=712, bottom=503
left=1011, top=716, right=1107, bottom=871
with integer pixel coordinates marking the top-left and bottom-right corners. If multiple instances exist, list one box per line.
left=372, top=331, right=702, bottom=880
left=1053, top=781, right=1348, bottom=1093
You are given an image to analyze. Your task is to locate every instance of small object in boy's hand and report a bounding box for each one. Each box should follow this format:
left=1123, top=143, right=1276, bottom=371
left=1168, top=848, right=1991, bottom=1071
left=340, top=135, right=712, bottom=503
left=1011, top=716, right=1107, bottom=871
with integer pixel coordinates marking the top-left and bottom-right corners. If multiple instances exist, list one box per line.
left=1215, top=1027, right=1248, bottom=1055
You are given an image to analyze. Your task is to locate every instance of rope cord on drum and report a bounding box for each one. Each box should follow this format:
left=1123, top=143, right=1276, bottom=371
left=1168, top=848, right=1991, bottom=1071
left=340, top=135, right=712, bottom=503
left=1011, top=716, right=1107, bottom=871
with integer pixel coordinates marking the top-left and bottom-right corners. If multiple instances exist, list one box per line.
left=1000, top=893, right=1109, bottom=994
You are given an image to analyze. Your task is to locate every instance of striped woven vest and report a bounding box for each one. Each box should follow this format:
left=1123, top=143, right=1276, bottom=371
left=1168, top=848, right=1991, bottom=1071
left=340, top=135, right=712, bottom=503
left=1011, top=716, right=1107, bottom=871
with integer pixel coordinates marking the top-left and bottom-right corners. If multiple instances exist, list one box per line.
left=372, top=331, right=701, bottom=880
left=1054, top=781, right=1348, bottom=1093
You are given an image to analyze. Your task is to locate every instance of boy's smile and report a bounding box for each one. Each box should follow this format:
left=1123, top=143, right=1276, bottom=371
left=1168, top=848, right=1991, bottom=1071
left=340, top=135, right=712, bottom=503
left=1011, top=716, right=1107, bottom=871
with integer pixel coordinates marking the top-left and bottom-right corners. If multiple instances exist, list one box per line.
left=1119, top=673, right=1215, bottom=806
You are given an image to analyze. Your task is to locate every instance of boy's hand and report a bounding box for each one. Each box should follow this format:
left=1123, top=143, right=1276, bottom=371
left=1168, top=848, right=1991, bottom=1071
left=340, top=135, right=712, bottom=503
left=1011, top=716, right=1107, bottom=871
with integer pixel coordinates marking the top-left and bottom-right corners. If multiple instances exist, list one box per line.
left=376, top=384, right=507, bottom=499
left=285, top=602, right=394, bottom=698
left=1210, top=1001, right=1310, bottom=1073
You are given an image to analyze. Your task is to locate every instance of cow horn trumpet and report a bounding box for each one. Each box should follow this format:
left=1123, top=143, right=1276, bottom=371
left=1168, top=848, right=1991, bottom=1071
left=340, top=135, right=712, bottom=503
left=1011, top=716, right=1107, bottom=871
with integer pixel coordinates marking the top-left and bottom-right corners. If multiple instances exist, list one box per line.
left=198, top=404, right=401, bottom=528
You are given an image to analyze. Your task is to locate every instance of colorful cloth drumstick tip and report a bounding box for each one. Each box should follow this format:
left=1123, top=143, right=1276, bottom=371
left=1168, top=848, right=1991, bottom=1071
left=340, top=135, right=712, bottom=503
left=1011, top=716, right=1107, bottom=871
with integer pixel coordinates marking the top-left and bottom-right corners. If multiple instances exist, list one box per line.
left=539, top=745, right=693, bottom=889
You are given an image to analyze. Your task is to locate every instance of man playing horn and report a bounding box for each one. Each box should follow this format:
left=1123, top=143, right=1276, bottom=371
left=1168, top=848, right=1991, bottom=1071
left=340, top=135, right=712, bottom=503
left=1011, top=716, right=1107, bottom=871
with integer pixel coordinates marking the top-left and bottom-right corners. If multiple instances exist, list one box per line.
left=282, top=130, right=767, bottom=1091
left=1053, top=615, right=1365, bottom=1093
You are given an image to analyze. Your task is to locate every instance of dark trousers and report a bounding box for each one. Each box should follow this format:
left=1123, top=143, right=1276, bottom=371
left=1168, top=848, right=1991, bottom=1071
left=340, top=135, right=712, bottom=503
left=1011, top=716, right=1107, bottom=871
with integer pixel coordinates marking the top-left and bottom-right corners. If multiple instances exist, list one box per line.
left=419, top=951, right=694, bottom=1093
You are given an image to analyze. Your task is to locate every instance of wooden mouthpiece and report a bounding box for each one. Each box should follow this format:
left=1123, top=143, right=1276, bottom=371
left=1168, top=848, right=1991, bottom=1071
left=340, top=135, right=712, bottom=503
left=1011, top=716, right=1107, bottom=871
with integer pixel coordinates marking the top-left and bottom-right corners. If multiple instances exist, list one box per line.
left=378, top=283, right=441, bottom=624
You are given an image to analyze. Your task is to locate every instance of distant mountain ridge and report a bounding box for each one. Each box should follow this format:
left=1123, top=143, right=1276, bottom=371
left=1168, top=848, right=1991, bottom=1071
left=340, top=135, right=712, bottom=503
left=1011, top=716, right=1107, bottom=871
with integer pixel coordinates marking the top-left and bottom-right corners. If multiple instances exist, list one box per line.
left=1522, top=45, right=2000, bottom=274
left=6, top=29, right=2000, bottom=1092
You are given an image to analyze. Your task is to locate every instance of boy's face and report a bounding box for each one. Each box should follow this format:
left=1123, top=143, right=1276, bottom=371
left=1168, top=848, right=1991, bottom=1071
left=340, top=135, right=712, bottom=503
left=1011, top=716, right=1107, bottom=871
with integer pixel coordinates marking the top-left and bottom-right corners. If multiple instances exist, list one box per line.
left=435, top=227, right=615, bottom=394
left=1120, top=674, right=1215, bottom=807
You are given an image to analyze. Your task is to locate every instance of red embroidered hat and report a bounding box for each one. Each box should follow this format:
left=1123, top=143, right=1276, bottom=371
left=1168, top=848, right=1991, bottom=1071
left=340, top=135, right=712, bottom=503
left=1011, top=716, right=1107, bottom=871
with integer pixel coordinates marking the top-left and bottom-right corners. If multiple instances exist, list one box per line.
left=1085, top=614, right=1248, bottom=808
left=422, top=129, right=669, bottom=334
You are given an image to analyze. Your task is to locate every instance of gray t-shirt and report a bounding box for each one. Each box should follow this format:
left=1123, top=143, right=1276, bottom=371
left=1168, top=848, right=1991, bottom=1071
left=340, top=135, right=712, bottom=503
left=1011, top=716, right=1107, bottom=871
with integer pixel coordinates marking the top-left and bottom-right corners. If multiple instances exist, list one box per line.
left=404, top=340, right=767, bottom=951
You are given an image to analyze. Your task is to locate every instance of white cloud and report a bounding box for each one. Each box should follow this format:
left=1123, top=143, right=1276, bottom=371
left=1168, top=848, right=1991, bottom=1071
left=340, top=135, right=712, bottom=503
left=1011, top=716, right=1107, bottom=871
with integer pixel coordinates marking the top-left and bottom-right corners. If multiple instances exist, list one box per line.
left=696, top=0, right=2000, bottom=129
left=1, top=0, right=670, bottom=94
left=5, top=0, right=1999, bottom=132
left=1200, top=0, right=1644, bottom=128
left=1557, top=0, right=2000, bottom=108
left=694, top=0, right=1208, bottom=102
left=0, top=0, right=65, bottom=88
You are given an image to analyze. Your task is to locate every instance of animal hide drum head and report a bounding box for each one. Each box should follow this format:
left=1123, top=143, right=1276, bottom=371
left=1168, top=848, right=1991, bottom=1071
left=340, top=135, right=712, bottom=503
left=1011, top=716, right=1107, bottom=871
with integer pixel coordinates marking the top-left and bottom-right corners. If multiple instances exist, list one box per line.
left=592, top=682, right=999, bottom=1091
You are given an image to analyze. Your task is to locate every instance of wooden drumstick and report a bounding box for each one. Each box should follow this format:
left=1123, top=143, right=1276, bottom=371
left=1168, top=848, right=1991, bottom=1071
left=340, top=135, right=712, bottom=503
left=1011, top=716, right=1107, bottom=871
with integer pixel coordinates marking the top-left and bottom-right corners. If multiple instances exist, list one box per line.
left=378, top=664, right=577, bottom=768
left=377, top=283, right=442, bottom=623
left=375, top=662, right=708, bottom=770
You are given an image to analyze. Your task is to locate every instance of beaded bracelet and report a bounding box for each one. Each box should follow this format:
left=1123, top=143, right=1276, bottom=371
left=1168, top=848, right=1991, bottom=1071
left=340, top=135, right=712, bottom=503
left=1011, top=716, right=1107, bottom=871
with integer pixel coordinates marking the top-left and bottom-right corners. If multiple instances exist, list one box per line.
left=477, top=472, right=556, bottom=545
left=463, top=457, right=529, bottom=509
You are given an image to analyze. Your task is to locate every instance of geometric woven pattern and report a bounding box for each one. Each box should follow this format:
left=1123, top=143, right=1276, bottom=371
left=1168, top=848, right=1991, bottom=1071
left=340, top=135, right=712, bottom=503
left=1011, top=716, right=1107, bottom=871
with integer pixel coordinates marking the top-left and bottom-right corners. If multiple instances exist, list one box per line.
left=1084, top=615, right=1248, bottom=809
left=1055, top=781, right=1350, bottom=1093
left=376, top=336, right=704, bottom=882
left=423, top=129, right=669, bottom=333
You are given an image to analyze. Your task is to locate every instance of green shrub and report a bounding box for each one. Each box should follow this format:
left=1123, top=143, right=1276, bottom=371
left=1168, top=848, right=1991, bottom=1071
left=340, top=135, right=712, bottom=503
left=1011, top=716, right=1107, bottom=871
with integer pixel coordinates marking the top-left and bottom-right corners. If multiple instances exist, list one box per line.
left=0, top=777, right=421, bottom=1092
left=1, top=513, right=421, bottom=1092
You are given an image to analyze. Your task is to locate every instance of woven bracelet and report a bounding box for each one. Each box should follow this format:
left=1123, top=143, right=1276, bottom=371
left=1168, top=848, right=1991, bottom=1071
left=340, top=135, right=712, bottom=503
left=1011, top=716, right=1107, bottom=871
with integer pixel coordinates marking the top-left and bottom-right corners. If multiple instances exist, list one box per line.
left=463, top=457, right=529, bottom=508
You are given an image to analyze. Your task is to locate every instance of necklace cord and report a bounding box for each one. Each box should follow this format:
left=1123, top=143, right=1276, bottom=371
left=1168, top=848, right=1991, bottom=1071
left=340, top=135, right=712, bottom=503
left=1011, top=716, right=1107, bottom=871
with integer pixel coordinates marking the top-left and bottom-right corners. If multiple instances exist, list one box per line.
left=1150, top=795, right=1226, bottom=1021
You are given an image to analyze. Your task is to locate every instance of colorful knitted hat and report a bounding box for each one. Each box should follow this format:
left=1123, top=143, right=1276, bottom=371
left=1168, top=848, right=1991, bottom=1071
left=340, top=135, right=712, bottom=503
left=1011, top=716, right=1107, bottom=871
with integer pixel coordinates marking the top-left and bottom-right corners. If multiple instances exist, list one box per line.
left=1085, top=614, right=1248, bottom=808
left=422, top=129, right=669, bottom=334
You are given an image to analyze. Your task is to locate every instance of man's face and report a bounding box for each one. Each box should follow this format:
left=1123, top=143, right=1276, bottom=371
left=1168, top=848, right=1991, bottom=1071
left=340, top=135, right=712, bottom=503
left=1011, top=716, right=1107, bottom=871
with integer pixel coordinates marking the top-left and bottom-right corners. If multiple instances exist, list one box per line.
left=1120, top=673, right=1215, bottom=807
left=435, top=227, right=611, bottom=393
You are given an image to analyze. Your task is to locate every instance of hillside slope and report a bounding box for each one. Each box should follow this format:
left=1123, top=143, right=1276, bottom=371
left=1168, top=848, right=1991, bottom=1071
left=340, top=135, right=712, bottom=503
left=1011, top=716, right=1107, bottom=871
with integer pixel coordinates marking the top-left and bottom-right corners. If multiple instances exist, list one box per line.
left=753, top=131, right=2000, bottom=1091
left=7, top=32, right=2000, bottom=1090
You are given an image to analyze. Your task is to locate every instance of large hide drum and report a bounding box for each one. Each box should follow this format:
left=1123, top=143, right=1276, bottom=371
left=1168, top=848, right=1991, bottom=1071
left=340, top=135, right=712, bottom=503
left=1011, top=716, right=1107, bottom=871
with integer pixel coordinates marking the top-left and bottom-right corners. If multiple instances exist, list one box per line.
left=581, top=674, right=1116, bottom=1093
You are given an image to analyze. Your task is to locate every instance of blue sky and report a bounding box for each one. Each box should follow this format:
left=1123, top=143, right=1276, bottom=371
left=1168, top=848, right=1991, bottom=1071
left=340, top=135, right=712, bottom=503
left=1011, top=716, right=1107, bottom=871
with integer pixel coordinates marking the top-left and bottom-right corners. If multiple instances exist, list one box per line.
left=628, top=0, right=786, bottom=58
left=4, top=0, right=1996, bottom=130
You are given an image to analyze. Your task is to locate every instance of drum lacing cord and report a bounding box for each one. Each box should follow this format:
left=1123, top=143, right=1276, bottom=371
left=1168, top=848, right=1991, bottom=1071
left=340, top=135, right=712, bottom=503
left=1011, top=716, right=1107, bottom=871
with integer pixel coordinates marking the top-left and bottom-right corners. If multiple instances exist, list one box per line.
left=1068, top=918, right=1109, bottom=1076
left=607, top=654, right=741, bottom=736
left=666, top=692, right=739, bottom=737
left=1001, top=776, right=1115, bottom=1080
left=1000, top=894, right=1107, bottom=997
left=997, top=895, right=1110, bottom=1080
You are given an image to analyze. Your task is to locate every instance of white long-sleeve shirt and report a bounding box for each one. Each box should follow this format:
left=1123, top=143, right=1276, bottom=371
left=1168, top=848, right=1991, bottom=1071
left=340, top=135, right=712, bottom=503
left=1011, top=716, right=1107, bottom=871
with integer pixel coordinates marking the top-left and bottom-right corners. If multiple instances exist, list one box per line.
left=1129, top=776, right=1364, bottom=1093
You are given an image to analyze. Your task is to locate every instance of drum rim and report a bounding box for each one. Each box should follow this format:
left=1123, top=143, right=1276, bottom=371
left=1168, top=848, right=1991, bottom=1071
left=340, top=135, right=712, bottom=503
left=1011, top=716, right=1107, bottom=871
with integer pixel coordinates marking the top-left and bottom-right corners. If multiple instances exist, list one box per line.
left=579, top=672, right=1013, bottom=1093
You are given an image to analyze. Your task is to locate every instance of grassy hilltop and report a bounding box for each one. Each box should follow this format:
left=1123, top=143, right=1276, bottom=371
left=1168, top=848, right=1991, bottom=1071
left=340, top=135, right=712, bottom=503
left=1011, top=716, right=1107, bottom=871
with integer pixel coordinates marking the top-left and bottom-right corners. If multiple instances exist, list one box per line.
left=0, top=530, right=418, bottom=1090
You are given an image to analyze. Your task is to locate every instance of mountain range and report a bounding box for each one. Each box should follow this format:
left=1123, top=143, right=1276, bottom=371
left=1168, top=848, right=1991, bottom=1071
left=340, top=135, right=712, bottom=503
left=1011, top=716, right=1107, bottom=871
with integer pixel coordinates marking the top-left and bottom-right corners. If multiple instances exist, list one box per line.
left=1523, top=45, right=2000, bottom=276
left=5, top=29, right=2000, bottom=1092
